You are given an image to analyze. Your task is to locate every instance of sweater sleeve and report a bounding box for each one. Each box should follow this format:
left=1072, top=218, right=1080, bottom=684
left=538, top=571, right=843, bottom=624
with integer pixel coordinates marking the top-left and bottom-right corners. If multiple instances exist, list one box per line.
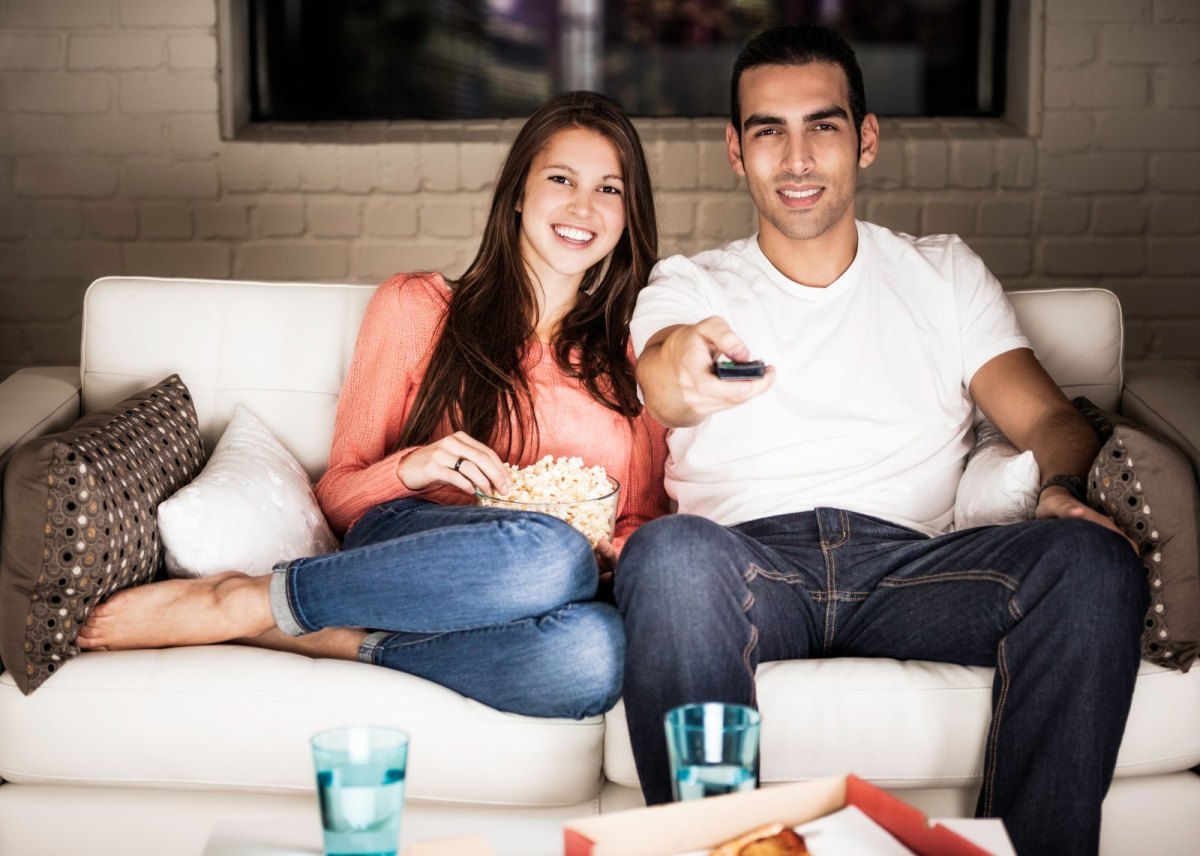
left=315, top=275, right=445, bottom=536
left=611, top=411, right=671, bottom=553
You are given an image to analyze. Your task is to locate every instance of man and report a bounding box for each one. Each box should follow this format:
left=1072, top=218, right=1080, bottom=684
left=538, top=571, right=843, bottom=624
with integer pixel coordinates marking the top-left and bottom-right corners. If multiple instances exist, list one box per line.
left=616, top=23, right=1146, bottom=856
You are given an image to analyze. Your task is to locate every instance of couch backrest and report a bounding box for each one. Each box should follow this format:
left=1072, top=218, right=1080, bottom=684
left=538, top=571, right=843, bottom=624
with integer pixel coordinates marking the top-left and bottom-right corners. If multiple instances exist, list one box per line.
left=79, top=278, right=1124, bottom=478
left=82, top=276, right=375, bottom=480
left=1006, top=287, right=1123, bottom=411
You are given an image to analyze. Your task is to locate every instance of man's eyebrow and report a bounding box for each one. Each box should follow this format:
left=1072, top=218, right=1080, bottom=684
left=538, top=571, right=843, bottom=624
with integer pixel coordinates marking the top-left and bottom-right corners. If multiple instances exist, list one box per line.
left=742, top=113, right=784, bottom=131
left=804, top=106, right=850, bottom=123
left=742, top=105, right=850, bottom=131
left=542, top=163, right=623, bottom=181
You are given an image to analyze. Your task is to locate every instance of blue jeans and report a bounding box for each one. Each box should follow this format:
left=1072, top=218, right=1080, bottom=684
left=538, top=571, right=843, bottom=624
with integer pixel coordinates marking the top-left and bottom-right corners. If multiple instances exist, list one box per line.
left=270, top=498, right=624, bottom=719
left=615, top=509, right=1147, bottom=856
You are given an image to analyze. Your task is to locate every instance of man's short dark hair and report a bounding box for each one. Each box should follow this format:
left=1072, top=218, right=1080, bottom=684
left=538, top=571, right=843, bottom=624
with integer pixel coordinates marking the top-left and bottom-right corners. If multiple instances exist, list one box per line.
left=730, top=23, right=868, bottom=139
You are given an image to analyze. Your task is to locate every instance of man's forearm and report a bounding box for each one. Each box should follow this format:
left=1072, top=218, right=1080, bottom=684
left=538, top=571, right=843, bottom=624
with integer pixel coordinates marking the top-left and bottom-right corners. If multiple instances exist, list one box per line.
left=1022, top=404, right=1101, bottom=485
left=636, top=341, right=706, bottom=428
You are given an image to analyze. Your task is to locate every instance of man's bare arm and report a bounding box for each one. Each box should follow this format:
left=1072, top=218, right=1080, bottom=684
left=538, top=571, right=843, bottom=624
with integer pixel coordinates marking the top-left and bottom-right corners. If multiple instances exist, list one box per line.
left=969, top=348, right=1132, bottom=546
left=637, top=317, right=775, bottom=428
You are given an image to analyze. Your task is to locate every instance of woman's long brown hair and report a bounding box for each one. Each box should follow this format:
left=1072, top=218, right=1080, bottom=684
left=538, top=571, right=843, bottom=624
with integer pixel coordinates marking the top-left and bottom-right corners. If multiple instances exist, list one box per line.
left=396, top=91, right=659, bottom=458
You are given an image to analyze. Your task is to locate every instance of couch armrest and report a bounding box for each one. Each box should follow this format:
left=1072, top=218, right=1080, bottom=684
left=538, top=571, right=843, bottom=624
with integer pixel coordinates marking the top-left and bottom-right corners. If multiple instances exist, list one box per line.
left=0, top=367, right=82, bottom=479
left=1120, top=365, right=1200, bottom=478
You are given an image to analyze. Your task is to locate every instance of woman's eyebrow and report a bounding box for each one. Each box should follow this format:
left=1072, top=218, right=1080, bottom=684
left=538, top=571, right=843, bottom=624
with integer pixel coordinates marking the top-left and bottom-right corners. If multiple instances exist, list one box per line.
left=542, top=163, right=623, bottom=182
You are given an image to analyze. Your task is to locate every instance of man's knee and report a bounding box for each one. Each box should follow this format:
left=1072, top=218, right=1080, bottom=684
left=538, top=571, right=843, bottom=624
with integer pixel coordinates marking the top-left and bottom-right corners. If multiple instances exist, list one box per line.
left=1034, top=519, right=1148, bottom=630
left=617, top=514, right=741, bottom=606
left=621, top=514, right=731, bottom=569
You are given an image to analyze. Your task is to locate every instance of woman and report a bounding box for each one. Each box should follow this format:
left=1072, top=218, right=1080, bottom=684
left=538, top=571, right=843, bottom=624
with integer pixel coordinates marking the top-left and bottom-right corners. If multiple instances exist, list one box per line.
left=78, top=91, right=669, bottom=720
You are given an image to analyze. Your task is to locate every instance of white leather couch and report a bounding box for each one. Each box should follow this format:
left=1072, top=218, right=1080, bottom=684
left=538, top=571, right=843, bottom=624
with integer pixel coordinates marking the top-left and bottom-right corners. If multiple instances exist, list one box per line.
left=1, top=276, right=1199, bottom=856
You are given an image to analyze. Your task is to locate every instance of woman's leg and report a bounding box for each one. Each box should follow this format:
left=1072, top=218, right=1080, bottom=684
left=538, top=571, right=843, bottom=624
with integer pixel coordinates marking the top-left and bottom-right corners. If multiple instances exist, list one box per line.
left=276, top=500, right=598, bottom=636
left=78, top=571, right=275, bottom=650
left=79, top=500, right=597, bottom=650
left=362, top=601, right=625, bottom=719
left=235, top=625, right=368, bottom=660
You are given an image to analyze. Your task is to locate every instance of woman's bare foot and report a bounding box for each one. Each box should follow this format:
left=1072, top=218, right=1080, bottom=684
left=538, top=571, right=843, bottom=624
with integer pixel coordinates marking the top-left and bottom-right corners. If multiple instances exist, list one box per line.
left=77, top=571, right=275, bottom=651
left=235, top=626, right=368, bottom=661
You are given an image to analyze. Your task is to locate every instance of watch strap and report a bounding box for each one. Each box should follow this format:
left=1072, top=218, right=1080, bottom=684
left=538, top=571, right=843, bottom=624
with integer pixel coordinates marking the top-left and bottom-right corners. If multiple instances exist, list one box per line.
left=1037, top=473, right=1088, bottom=505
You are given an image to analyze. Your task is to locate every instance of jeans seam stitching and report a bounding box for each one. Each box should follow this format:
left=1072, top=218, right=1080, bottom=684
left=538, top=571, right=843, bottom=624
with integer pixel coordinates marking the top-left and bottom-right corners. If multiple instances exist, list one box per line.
left=820, top=512, right=847, bottom=654
left=283, top=569, right=316, bottom=635
left=740, top=572, right=759, bottom=705
left=877, top=571, right=1020, bottom=590
left=813, top=591, right=870, bottom=601
left=750, top=565, right=807, bottom=584
left=982, top=637, right=1010, bottom=816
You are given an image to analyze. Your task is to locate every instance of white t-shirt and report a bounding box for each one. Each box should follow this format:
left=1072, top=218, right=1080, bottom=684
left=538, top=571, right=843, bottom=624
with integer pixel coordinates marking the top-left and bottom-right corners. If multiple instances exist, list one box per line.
left=630, top=221, right=1030, bottom=535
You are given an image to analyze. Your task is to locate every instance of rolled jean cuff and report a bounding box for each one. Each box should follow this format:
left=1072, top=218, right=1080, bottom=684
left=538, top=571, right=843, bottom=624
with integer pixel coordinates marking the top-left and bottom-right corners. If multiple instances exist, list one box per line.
left=269, top=561, right=308, bottom=637
left=358, top=630, right=389, bottom=664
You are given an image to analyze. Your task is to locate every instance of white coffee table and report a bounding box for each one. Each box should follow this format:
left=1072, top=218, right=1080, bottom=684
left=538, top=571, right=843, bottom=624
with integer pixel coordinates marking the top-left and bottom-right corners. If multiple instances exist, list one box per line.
left=201, top=801, right=565, bottom=856
left=202, top=811, right=1013, bottom=856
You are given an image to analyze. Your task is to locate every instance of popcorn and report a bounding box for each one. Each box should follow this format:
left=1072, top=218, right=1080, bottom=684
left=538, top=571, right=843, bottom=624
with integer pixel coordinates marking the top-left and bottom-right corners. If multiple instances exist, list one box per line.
left=476, top=455, right=619, bottom=547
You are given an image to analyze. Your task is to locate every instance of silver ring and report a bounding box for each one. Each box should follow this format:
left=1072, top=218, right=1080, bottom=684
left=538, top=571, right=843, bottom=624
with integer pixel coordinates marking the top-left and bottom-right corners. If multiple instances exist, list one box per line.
left=452, top=457, right=466, bottom=473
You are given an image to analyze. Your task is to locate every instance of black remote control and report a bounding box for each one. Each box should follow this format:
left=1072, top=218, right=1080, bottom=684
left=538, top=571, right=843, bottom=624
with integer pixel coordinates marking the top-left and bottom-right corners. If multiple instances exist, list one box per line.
left=714, top=359, right=766, bottom=380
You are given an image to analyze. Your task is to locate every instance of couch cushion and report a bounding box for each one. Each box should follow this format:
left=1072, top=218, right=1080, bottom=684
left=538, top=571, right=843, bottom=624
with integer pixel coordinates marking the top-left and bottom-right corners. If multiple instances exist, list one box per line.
left=1006, top=288, right=1123, bottom=411
left=81, top=277, right=377, bottom=481
left=0, top=375, right=204, bottom=694
left=1074, top=401, right=1200, bottom=671
left=603, top=658, right=1200, bottom=790
left=0, top=645, right=605, bottom=807
left=953, top=420, right=1039, bottom=530
left=158, top=405, right=338, bottom=578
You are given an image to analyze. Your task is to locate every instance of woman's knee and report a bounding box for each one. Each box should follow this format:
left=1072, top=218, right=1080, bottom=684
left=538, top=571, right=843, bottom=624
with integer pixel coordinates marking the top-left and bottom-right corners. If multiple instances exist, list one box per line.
left=505, top=513, right=596, bottom=597
left=546, top=603, right=626, bottom=718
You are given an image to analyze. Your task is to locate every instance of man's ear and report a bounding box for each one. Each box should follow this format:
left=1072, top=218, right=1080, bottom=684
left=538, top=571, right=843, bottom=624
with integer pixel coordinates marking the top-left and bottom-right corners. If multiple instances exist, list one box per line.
left=725, top=123, right=746, bottom=177
left=858, top=113, right=880, bottom=169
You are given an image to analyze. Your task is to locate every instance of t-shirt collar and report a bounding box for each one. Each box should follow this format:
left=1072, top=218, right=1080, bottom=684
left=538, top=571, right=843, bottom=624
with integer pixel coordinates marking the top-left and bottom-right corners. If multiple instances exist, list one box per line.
left=745, top=221, right=866, bottom=301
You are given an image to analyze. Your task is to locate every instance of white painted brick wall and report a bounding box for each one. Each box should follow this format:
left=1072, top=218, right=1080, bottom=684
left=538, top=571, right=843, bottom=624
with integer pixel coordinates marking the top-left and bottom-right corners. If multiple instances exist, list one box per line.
left=168, top=35, right=217, bottom=70
left=0, top=0, right=1198, bottom=379
left=1155, top=0, right=1200, bottom=23
left=67, top=34, right=164, bottom=70
left=5, top=74, right=111, bottom=112
left=307, top=199, right=362, bottom=239
left=0, top=33, right=64, bottom=69
left=6, top=0, right=113, bottom=29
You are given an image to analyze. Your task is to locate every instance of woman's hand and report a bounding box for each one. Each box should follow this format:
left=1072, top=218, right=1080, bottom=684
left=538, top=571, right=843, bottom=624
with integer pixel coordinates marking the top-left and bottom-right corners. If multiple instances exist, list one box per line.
left=594, top=538, right=619, bottom=583
left=396, top=431, right=511, bottom=496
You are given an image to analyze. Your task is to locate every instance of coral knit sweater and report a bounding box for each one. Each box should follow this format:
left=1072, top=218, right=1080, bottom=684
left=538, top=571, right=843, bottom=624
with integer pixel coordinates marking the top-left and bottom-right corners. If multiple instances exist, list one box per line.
left=315, top=273, right=671, bottom=551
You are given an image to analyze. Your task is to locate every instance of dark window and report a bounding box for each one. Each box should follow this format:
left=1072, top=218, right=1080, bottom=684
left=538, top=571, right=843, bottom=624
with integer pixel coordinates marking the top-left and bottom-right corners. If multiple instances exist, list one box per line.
left=249, top=0, right=1007, bottom=121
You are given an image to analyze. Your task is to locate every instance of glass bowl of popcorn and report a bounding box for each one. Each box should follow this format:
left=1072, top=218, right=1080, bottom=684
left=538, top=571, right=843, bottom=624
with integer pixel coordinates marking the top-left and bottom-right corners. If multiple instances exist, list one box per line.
left=475, top=456, right=620, bottom=548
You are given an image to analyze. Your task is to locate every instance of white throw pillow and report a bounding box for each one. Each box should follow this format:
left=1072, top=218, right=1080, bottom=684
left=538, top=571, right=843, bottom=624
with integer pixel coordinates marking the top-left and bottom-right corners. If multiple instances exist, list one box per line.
left=953, top=421, right=1041, bottom=530
left=158, top=405, right=338, bottom=578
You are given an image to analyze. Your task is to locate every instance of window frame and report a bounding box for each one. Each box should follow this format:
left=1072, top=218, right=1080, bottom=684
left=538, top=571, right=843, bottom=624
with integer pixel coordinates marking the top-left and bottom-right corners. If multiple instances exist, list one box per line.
left=217, top=0, right=1044, bottom=143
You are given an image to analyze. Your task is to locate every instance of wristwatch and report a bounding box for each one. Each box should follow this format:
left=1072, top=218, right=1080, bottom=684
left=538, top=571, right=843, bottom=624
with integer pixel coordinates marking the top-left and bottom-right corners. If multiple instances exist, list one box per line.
left=1037, top=473, right=1089, bottom=505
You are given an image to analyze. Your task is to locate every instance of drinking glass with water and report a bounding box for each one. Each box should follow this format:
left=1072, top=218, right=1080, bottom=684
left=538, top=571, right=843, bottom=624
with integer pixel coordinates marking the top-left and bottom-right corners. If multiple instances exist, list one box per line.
left=664, top=702, right=761, bottom=801
left=311, top=725, right=410, bottom=856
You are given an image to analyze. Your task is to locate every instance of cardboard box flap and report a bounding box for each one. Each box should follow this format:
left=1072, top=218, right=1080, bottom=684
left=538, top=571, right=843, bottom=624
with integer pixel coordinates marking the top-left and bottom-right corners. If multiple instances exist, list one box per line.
left=565, top=778, right=848, bottom=856
left=844, top=777, right=992, bottom=856
left=564, top=776, right=1003, bottom=856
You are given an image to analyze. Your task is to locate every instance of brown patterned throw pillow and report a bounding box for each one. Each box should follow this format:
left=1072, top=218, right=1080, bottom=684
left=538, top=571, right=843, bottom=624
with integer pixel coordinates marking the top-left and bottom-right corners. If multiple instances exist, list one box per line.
left=1074, top=398, right=1200, bottom=671
left=0, top=375, right=204, bottom=694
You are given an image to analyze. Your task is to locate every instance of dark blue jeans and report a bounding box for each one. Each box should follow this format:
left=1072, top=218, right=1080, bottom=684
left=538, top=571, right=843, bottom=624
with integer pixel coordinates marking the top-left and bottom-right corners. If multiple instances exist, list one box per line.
left=271, top=498, right=624, bottom=719
left=615, top=509, right=1147, bottom=856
